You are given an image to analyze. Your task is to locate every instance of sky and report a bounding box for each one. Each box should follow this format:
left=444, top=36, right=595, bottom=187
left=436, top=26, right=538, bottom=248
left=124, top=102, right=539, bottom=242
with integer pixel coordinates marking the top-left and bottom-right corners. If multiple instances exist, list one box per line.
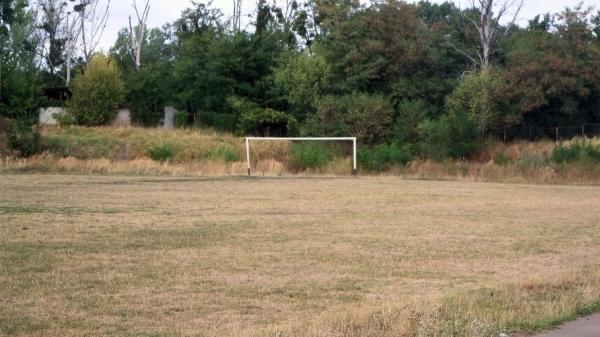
left=98, top=0, right=600, bottom=51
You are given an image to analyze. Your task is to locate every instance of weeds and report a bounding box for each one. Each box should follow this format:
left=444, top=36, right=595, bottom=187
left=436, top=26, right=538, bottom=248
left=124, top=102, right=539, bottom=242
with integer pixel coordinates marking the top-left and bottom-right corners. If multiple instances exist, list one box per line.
left=288, top=143, right=333, bottom=170
left=147, top=143, right=174, bottom=162
left=207, top=146, right=240, bottom=162
left=552, top=141, right=600, bottom=164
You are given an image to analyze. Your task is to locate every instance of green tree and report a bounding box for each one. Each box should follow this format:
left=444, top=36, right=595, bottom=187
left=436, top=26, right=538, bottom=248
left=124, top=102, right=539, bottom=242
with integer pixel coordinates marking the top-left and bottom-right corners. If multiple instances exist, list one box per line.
left=418, top=111, right=478, bottom=160
left=1, top=0, right=40, bottom=119
left=308, top=93, right=393, bottom=144
left=111, top=27, right=175, bottom=125
left=0, top=0, right=16, bottom=101
left=499, top=5, right=600, bottom=126
left=67, top=54, right=125, bottom=126
left=273, top=52, right=330, bottom=121
left=446, top=68, right=505, bottom=135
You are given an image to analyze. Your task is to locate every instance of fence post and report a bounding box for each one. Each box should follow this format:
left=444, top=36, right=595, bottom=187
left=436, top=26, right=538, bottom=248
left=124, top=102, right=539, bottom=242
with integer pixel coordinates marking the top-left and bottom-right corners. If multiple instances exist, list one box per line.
left=555, top=127, right=559, bottom=144
left=503, top=127, right=507, bottom=143
left=582, top=124, right=585, bottom=139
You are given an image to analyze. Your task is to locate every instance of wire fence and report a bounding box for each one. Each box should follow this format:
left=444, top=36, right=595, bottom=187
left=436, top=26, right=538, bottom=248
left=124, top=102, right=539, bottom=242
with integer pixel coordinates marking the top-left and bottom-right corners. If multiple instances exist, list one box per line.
left=489, top=124, right=600, bottom=142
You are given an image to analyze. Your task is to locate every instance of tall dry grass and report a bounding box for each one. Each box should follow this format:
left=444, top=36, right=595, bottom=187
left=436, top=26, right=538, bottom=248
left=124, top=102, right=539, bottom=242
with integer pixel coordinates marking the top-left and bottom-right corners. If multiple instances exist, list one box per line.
left=2, top=126, right=600, bottom=184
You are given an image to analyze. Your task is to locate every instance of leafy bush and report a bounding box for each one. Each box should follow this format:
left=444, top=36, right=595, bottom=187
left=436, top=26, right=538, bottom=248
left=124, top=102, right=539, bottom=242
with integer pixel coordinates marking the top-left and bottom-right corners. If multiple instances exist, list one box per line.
left=206, top=147, right=239, bottom=162
left=8, top=119, right=41, bottom=157
left=308, top=93, right=393, bottom=144
left=519, top=153, right=549, bottom=168
left=273, top=53, right=331, bottom=120
left=389, top=99, right=430, bottom=143
left=197, top=111, right=238, bottom=132
left=417, top=112, right=478, bottom=161
left=124, top=63, right=172, bottom=126
left=147, top=144, right=173, bottom=162
left=175, top=110, right=189, bottom=128
left=289, top=143, right=333, bottom=169
left=493, top=152, right=511, bottom=165
left=239, top=108, right=298, bottom=137
left=446, top=68, right=505, bottom=135
left=67, top=54, right=125, bottom=126
left=53, top=112, right=76, bottom=126
left=358, top=143, right=413, bottom=172
left=552, top=141, right=600, bottom=164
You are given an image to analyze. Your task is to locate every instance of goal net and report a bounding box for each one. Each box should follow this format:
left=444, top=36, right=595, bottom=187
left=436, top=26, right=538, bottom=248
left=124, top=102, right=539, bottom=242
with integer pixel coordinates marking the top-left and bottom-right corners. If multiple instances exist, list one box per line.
left=245, top=137, right=357, bottom=176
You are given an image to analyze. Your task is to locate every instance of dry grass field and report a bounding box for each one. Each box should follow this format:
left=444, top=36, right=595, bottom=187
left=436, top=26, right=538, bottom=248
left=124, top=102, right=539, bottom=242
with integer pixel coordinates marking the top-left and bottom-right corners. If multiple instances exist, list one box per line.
left=1, top=175, right=600, bottom=337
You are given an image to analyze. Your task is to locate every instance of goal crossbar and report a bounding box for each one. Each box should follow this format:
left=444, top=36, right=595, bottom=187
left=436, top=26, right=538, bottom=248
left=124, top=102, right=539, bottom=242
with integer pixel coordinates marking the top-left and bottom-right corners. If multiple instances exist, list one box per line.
left=245, top=137, right=357, bottom=176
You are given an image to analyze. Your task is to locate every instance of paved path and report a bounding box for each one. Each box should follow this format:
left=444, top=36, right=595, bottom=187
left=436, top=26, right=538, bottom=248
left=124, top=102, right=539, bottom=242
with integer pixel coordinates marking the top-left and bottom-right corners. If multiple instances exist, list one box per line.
left=533, top=314, right=600, bottom=337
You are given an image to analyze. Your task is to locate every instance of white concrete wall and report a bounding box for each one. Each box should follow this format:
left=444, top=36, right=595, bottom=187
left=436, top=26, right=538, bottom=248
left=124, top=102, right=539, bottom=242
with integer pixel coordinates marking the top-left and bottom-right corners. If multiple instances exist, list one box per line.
left=39, top=107, right=66, bottom=125
left=164, top=106, right=176, bottom=129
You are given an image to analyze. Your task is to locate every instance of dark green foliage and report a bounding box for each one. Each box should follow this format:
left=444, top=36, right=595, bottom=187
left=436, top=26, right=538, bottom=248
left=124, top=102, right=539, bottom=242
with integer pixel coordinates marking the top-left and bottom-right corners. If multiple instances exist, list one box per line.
left=206, top=147, right=239, bottom=162
left=390, top=99, right=430, bottom=143
left=197, top=111, right=238, bottom=132
left=110, top=27, right=175, bottom=126
left=552, top=141, right=600, bottom=164
left=239, top=108, right=298, bottom=137
left=175, top=110, right=188, bottom=128
left=147, top=144, right=173, bottom=162
left=7, top=118, right=40, bottom=157
left=418, top=112, right=479, bottom=161
left=289, top=143, right=332, bottom=169
left=493, top=153, right=511, bottom=165
left=358, top=143, right=413, bottom=172
left=308, top=93, right=393, bottom=144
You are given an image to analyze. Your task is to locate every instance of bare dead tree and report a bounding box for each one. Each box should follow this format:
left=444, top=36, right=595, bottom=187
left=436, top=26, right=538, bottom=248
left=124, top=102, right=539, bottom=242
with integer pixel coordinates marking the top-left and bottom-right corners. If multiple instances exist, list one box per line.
left=65, top=10, right=82, bottom=85
left=75, top=0, right=111, bottom=65
left=128, top=0, right=150, bottom=70
left=232, top=0, right=242, bottom=33
left=449, top=0, right=524, bottom=69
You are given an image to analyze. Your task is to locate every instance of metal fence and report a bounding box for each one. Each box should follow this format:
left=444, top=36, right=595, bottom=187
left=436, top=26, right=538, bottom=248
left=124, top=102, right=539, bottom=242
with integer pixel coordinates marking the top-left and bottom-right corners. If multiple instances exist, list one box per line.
left=489, top=124, right=600, bottom=142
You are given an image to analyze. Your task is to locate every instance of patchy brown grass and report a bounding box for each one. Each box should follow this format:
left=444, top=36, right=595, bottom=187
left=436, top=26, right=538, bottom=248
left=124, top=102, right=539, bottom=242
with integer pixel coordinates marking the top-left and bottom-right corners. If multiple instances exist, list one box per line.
left=1, top=175, right=599, bottom=336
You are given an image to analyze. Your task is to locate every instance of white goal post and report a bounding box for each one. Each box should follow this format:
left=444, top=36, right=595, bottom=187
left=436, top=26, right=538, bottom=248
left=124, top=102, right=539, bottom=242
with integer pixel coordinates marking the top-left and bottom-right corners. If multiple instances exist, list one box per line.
left=245, top=137, right=357, bottom=176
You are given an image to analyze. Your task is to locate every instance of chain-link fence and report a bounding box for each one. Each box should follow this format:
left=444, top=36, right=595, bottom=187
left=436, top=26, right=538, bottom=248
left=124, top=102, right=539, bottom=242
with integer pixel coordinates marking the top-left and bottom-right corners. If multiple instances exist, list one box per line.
left=489, top=124, right=600, bottom=142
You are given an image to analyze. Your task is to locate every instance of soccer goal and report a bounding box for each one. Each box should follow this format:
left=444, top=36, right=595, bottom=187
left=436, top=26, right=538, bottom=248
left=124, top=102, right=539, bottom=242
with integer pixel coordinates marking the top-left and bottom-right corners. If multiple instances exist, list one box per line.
left=245, top=137, right=357, bottom=176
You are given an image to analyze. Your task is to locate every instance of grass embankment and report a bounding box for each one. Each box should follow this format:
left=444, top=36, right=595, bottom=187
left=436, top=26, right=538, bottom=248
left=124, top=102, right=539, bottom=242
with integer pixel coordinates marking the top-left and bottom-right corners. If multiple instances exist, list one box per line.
left=1, top=175, right=599, bottom=336
left=1, top=126, right=600, bottom=184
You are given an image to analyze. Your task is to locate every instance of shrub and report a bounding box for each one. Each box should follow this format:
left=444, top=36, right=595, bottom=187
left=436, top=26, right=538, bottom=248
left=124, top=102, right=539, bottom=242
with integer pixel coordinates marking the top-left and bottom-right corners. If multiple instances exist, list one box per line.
left=389, top=99, right=430, bottom=144
left=273, top=53, right=331, bottom=121
left=289, top=143, right=333, bottom=169
left=239, top=108, right=298, bottom=137
left=175, top=110, right=189, bottom=128
left=358, top=143, right=413, bottom=172
left=53, top=113, right=76, bottom=126
left=308, top=93, right=393, bottom=144
left=67, top=54, right=125, bottom=126
left=8, top=119, right=41, bottom=157
left=519, top=153, right=549, bottom=168
left=493, top=152, right=511, bottom=165
left=125, top=63, right=171, bottom=126
left=147, top=144, right=173, bottom=162
left=206, top=147, right=239, bottom=162
left=197, top=111, right=238, bottom=132
left=446, top=68, right=505, bottom=135
left=552, top=141, right=600, bottom=164
left=417, top=112, right=478, bottom=161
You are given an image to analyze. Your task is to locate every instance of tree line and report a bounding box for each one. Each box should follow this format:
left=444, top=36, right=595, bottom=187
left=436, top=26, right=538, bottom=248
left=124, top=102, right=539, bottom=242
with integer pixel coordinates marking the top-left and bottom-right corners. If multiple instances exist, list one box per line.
left=2, top=0, right=600, bottom=160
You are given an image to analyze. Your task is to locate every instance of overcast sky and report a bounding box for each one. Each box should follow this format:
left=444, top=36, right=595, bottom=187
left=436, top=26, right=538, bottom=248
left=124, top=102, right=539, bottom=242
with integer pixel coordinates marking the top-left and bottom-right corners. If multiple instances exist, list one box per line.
left=98, top=0, right=600, bottom=51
